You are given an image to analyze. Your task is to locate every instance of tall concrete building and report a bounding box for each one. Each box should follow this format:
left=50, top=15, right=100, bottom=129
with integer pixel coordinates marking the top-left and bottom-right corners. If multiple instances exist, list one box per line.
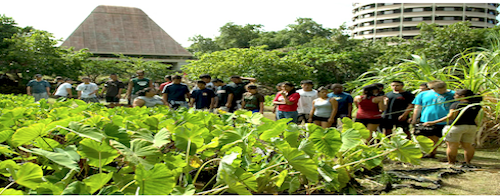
left=61, top=5, right=193, bottom=70
left=351, top=3, right=499, bottom=40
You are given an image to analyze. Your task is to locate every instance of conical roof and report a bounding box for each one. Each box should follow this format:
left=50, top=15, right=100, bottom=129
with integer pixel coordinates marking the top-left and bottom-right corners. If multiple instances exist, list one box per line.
left=61, top=5, right=192, bottom=57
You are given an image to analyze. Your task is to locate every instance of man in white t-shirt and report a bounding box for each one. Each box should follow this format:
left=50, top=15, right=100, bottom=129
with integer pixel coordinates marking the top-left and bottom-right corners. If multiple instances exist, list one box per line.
left=76, top=77, right=99, bottom=103
left=54, top=78, right=73, bottom=99
left=297, top=80, right=318, bottom=124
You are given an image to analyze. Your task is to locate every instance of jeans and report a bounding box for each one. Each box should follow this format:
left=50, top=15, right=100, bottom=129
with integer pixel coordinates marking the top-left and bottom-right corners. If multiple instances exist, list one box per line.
left=276, top=110, right=298, bottom=124
left=33, top=92, right=49, bottom=102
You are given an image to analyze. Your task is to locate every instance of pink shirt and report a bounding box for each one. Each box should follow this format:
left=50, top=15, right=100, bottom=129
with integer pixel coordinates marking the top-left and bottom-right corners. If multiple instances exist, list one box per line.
left=274, top=92, right=300, bottom=112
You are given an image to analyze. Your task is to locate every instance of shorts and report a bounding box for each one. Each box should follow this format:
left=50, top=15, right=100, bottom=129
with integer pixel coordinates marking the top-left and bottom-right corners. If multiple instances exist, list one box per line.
left=106, top=96, right=120, bottom=103
left=443, top=125, right=477, bottom=143
left=312, top=115, right=329, bottom=122
left=355, top=118, right=382, bottom=127
left=381, top=118, right=410, bottom=131
left=414, top=124, right=444, bottom=137
left=81, top=97, right=99, bottom=103
left=297, top=113, right=310, bottom=124
left=169, top=100, right=188, bottom=110
left=33, top=92, right=49, bottom=102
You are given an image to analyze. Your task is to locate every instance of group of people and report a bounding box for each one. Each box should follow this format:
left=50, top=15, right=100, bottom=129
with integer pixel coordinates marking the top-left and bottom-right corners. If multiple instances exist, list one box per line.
left=271, top=79, right=482, bottom=166
left=28, top=73, right=482, bottom=166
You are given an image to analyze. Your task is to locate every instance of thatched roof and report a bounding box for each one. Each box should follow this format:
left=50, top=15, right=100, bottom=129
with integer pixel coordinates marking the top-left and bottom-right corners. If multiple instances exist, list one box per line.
left=61, top=5, right=192, bottom=57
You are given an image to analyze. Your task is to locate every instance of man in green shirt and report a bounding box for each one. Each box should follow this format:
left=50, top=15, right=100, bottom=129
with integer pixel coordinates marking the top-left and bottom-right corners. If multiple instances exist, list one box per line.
left=126, top=70, right=153, bottom=104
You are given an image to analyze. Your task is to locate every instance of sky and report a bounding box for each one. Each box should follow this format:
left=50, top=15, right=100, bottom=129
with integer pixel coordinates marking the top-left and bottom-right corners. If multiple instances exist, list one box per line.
left=0, top=0, right=355, bottom=47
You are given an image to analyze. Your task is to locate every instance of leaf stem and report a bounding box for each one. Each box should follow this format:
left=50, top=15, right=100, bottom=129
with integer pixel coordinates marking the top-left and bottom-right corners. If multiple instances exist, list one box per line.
left=195, top=185, right=228, bottom=195
left=119, top=180, right=136, bottom=192
left=192, top=158, right=221, bottom=185
left=253, top=160, right=288, bottom=177
left=336, top=149, right=397, bottom=169
left=0, top=181, right=15, bottom=194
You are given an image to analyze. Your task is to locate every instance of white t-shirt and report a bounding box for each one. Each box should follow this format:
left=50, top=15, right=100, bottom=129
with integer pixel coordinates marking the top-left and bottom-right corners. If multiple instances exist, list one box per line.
left=54, top=83, right=72, bottom=97
left=76, top=83, right=99, bottom=98
left=135, top=95, right=164, bottom=107
left=297, top=89, right=318, bottom=114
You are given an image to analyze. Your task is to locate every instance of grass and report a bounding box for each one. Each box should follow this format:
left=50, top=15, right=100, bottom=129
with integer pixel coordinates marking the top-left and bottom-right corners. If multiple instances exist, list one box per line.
left=383, top=147, right=500, bottom=195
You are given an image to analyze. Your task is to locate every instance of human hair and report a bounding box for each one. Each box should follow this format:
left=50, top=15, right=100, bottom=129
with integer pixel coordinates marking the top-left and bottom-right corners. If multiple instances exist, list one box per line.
left=246, top=84, right=257, bottom=90
left=391, top=80, right=404, bottom=85
left=362, top=85, right=378, bottom=98
left=164, top=75, right=171, bottom=80
left=420, top=83, right=428, bottom=87
left=428, top=80, right=446, bottom=89
left=330, top=83, right=343, bottom=89
left=172, top=75, right=182, bottom=80
left=456, top=89, right=483, bottom=103
left=300, top=80, right=314, bottom=85
left=136, top=87, right=154, bottom=96
left=276, top=82, right=284, bottom=88
left=110, top=73, right=117, bottom=76
left=64, top=78, right=72, bottom=81
left=197, top=80, right=206, bottom=85
left=230, top=75, right=241, bottom=79
left=282, top=82, right=297, bottom=96
left=199, top=74, right=211, bottom=79
left=136, top=70, right=145, bottom=74
left=373, top=83, right=384, bottom=89
left=317, top=86, right=329, bottom=92
left=212, top=78, right=224, bottom=83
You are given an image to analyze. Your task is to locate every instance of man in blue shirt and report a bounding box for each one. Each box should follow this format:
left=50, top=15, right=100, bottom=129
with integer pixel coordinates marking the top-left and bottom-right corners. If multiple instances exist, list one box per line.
left=327, top=83, right=353, bottom=121
left=411, top=80, right=455, bottom=158
left=162, top=75, right=190, bottom=110
left=27, top=74, right=51, bottom=102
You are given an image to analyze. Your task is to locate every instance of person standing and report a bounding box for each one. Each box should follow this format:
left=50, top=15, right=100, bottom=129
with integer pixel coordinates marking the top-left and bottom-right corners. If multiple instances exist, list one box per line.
left=126, top=70, right=153, bottom=104
left=328, top=83, right=354, bottom=120
left=242, top=84, right=265, bottom=114
left=76, top=77, right=99, bottom=103
left=54, top=78, right=73, bottom=99
left=423, top=89, right=482, bottom=166
left=192, top=74, right=215, bottom=92
left=190, top=81, right=216, bottom=110
left=273, top=82, right=300, bottom=123
left=411, top=80, right=455, bottom=158
left=162, top=75, right=190, bottom=109
left=354, top=85, right=386, bottom=142
left=159, top=75, right=172, bottom=93
left=381, top=81, right=415, bottom=137
left=212, top=78, right=233, bottom=111
left=27, top=74, right=51, bottom=102
left=226, top=75, right=256, bottom=112
left=101, top=73, right=125, bottom=107
left=309, top=87, right=338, bottom=128
left=297, top=80, right=318, bottom=124
left=52, top=76, right=63, bottom=95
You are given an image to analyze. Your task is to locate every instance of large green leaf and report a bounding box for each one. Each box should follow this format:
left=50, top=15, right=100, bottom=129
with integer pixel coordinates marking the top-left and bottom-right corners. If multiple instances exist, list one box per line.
left=0, top=130, right=14, bottom=143
left=172, top=124, right=205, bottom=155
left=258, top=119, right=289, bottom=141
left=383, top=136, right=422, bottom=165
left=110, top=139, right=160, bottom=170
left=34, top=137, right=61, bottom=151
left=340, top=128, right=365, bottom=152
left=61, top=181, right=90, bottom=195
left=19, top=147, right=80, bottom=171
left=282, top=147, right=318, bottom=183
left=0, top=160, right=20, bottom=177
left=308, top=124, right=342, bottom=157
left=103, top=123, right=130, bottom=147
left=78, top=138, right=119, bottom=168
left=135, top=164, right=176, bottom=195
left=0, top=188, right=23, bottom=195
left=11, top=123, right=46, bottom=147
left=9, top=162, right=44, bottom=189
left=36, top=182, right=63, bottom=195
left=153, top=128, right=171, bottom=148
left=342, top=118, right=370, bottom=139
left=83, top=172, right=113, bottom=194
left=413, top=135, right=434, bottom=154
left=67, top=122, right=105, bottom=142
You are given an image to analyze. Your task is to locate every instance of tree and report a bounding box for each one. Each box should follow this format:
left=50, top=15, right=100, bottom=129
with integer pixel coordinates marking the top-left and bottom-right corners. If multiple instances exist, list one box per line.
left=186, top=35, right=221, bottom=55
left=216, top=23, right=263, bottom=49
left=182, top=46, right=314, bottom=86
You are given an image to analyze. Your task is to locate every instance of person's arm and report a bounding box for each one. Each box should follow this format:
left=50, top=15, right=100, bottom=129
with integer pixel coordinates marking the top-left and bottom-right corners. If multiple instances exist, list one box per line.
left=411, top=105, right=422, bottom=124
left=210, top=97, right=215, bottom=110
left=66, top=88, right=73, bottom=98
left=423, top=109, right=458, bottom=126
left=399, top=104, right=414, bottom=121
left=241, top=77, right=256, bottom=83
left=133, top=98, right=146, bottom=107
left=148, top=80, right=153, bottom=88
left=27, top=86, right=31, bottom=95
left=354, top=96, right=361, bottom=108
left=259, top=101, right=264, bottom=114
left=347, top=103, right=353, bottom=118
left=101, top=86, right=107, bottom=97
left=309, top=100, right=316, bottom=123
left=241, top=97, right=246, bottom=109
left=117, top=88, right=123, bottom=98
left=189, top=97, right=195, bottom=108
left=226, top=93, right=234, bottom=108
left=376, top=97, right=386, bottom=112
left=162, top=93, right=170, bottom=108
left=329, top=99, right=339, bottom=124
left=46, top=87, right=50, bottom=96
left=126, top=81, right=133, bottom=99
left=77, top=90, right=82, bottom=99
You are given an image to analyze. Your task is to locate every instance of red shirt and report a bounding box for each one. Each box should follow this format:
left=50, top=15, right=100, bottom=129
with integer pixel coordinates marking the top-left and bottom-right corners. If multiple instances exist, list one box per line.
left=273, top=92, right=300, bottom=112
left=356, top=96, right=382, bottom=119
left=159, top=82, right=172, bottom=93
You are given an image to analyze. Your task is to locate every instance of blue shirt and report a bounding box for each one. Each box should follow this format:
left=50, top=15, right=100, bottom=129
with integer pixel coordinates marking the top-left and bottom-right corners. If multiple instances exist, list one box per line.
left=412, top=90, right=455, bottom=125
left=191, top=88, right=215, bottom=109
left=327, top=92, right=353, bottom=116
left=27, top=80, right=51, bottom=93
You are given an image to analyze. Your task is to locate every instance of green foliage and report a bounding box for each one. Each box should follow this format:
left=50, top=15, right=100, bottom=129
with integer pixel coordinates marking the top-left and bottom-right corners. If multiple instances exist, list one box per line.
left=135, top=164, right=176, bottom=195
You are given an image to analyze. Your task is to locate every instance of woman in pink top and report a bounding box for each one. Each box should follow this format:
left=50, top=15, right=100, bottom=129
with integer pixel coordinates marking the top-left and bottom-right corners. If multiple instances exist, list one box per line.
left=354, top=85, right=386, bottom=141
left=273, top=82, right=300, bottom=123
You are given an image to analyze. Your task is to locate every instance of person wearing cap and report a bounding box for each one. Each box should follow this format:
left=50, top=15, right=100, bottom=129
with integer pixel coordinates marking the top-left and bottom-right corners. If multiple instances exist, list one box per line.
left=101, top=73, right=125, bottom=107
left=54, top=78, right=74, bottom=99
left=159, top=75, right=172, bottom=93
left=191, top=74, right=215, bottom=92
left=27, top=74, right=51, bottom=102
left=242, top=84, right=265, bottom=114
left=226, top=75, right=256, bottom=112
left=76, top=77, right=99, bottom=103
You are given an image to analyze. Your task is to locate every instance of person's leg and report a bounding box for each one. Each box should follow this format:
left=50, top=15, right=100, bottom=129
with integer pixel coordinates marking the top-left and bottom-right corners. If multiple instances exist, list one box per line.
left=33, top=93, right=41, bottom=102
left=461, top=142, right=475, bottom=164
left=446, top=141, right=460, bottom=164
left=276, top=110, right=284, bottom=120
left=313, top=120, right=322, bottom=126
left=427, top=135, right=440, bottom=157
left=321, top=121, right=331, bottom=128
left=297, top=114, right=306, bottom=124
left=283, top=111, right=298, bottom=124
left=366, top=123, right=380, bottom=143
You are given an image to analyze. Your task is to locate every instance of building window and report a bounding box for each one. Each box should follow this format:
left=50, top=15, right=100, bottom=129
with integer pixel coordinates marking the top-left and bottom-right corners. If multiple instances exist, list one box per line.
left=363, top=31, right=371, bottom=35
left=363, top=22, right=371, bottom=26
left=385, top=3, right=394, bottom=6
left=413, top=8, right=424, bottom=12
left=383, top=19, right=393, bottom=23
left=444, top=7, right=454, bottom=11
left=412, top=17, right=423, bottom=21
left=385, top=10, right=394, bottom=14
left=443, top=17, right=455, bottom=20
